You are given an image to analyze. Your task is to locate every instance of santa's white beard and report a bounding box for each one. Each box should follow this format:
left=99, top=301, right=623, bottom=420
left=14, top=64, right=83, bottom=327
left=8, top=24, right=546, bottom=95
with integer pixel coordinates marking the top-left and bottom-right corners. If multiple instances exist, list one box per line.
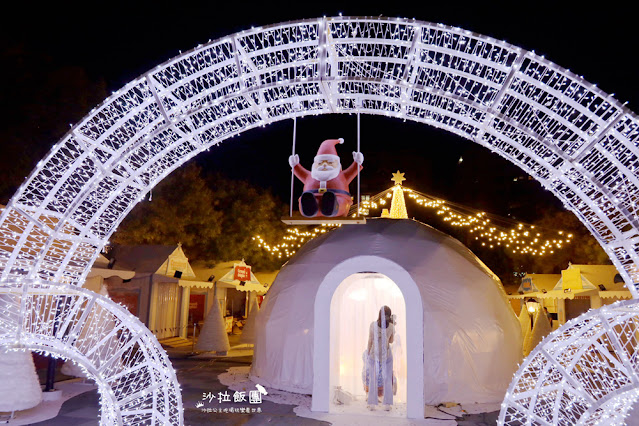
left=311, top=166, right=340, bottom=182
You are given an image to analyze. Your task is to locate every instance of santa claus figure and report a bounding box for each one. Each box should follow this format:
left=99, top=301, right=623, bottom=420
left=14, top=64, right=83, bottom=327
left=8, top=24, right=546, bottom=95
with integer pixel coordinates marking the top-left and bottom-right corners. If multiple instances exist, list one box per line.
left=289, top=138, right=364, bottom=217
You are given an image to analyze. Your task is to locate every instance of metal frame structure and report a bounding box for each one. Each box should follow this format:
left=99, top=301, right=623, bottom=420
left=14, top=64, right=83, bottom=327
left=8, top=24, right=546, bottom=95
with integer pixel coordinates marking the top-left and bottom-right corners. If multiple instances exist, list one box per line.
left=0, top=16, right=638, bottom=424
left=0, top=282, right=182, bottom=425
left=499, top=299, right=639, bottom=425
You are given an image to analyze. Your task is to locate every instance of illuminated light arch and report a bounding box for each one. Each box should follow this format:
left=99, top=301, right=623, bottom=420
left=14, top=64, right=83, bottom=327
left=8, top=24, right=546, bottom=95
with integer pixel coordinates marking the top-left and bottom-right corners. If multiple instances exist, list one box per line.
left=0, top=16, right=637, bottom=424
left=0, top=16, right=637, bottom=292
left=499, top=299, right=639, bottom=425
left=0, top=282, right=183, bottom=425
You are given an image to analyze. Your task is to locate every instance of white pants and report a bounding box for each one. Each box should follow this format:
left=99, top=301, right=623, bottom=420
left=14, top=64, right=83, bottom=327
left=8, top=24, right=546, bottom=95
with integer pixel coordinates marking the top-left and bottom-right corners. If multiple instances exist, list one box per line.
left=365, top=353, right=393, bottom=405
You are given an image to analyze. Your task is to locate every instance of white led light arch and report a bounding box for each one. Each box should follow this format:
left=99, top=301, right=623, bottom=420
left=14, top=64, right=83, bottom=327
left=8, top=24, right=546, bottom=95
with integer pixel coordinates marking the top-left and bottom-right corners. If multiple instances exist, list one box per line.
left=499, top=299, right=639, bottom=425
left=1, top=16, right=638, bottom=293
left=0, top=282, right=183, bottom=425
left=0, top=15, right=638, bottom=424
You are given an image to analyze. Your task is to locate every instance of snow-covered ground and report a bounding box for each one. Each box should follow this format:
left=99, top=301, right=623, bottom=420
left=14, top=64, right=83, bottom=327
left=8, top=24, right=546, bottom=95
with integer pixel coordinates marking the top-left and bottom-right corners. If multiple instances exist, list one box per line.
left=219, top=366, right=500, bottom=425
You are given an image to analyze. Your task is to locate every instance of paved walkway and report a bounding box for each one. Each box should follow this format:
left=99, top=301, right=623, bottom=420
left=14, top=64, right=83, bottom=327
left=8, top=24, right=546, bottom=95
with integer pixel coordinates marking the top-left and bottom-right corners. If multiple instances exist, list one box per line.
left=27, top=354, right=326, bottom=426
left=29, top=389, right=100, bottom=426
left=20, top=338, right=497, bottom=425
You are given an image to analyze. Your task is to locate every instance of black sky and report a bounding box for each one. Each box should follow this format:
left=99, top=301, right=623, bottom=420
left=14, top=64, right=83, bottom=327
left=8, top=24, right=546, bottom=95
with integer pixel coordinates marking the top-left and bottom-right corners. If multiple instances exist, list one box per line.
left=2, top=1, right=638, bottom=222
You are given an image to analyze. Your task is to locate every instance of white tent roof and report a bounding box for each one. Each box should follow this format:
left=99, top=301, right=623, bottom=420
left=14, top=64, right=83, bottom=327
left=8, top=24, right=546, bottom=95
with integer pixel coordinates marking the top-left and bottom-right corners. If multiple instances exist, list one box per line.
left=189, top=261, right=275, bottom=293
left=518, top=273, right=561, bottom=294
left=87, top=253, right=135, bottom=280
left=251, top=218, right=521, bottom=405
left=109, top=244, right=196, bottom=278
left=217, top=260, right=266, bottom=294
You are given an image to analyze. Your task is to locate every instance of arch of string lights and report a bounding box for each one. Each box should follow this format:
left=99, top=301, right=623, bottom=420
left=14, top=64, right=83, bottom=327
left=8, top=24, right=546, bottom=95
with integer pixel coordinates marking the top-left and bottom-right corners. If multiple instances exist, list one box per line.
left=499, top=299, right=639, bottom=425
left=0, top=16, right=637, bottom=292
left=0, top=283, right=182, bottom=425
left=0, top=16, right=638, bottom=423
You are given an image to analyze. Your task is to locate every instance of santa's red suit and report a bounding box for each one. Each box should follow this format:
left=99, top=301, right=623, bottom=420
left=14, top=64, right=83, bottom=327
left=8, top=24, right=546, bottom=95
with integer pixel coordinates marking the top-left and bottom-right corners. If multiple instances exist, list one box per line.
left=289, top=138, right=363, bottom=217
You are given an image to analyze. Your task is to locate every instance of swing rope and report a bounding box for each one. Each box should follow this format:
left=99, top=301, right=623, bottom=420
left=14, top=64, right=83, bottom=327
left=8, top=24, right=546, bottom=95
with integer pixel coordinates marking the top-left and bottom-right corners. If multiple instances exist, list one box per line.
left=289, top=116, right=297, bottom=218
left=357, top=112, right=361, bottom=218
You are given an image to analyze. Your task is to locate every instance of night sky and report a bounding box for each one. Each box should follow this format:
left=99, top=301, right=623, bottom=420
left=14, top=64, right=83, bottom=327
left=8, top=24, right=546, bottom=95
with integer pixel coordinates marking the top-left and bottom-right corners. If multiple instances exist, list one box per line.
left=2, top=1, right=638, bottom=223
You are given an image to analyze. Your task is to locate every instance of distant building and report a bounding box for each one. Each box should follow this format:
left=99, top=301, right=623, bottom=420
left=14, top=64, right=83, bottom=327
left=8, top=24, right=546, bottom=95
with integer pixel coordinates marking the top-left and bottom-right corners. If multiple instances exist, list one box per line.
left=189, top=260, right=272, bottom=334
left=506, top=264, right=632, bottom=329
left=105, top=244, right=202, bottom=339
left=105, top=244, right=275, bottom=339
left=504, top=273, right=561, bottom=326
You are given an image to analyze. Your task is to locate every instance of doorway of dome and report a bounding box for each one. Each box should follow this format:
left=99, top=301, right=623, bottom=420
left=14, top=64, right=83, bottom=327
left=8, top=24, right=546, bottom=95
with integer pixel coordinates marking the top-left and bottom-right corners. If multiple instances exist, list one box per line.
left=329, top=273, right=407, bottom=417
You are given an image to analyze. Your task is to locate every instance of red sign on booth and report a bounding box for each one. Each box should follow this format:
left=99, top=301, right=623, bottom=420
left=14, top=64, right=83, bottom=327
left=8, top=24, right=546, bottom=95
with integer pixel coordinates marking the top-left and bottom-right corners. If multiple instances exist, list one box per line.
left=234, top=265, right=251, bottom=281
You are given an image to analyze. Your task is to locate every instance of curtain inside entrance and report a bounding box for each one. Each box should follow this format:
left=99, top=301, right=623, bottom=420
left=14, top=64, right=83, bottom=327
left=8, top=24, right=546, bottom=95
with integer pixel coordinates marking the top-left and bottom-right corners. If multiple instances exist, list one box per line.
left=329, top=273, right=407, bottom=407
left=155, top=282, right=180, bottom=339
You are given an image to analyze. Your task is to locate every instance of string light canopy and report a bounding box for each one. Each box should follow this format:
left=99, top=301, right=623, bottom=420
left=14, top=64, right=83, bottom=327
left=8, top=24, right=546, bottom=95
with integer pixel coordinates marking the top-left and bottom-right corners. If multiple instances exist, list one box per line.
left=256, top=171, right=573, bottom=259
left=253, top=224, right=337, bottom=259
left=361, top=172, right=573, bottom=256
left=0, top=15, right=638, bottom=424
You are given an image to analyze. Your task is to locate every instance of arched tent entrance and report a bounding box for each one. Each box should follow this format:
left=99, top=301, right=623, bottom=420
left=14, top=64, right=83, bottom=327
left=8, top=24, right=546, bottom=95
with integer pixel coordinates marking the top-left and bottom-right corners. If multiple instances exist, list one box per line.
left=0, top=16, right=638, bottom=424
left=329, top=272, right=408, bottom=415
left=314, top=256, right=424, bottom=419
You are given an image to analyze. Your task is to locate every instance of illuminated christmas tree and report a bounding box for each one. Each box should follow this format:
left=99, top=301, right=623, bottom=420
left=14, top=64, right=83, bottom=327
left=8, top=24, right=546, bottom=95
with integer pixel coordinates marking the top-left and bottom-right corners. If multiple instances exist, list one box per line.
left=389, top=171, right=408, bottom=219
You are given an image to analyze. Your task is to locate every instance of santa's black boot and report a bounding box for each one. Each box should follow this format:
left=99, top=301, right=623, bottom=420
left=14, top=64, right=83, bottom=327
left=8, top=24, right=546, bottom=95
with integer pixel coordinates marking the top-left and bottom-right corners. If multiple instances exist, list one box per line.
left=320, top=192, right=339, bottom=216
left=300, top=192, right=319, bottom=217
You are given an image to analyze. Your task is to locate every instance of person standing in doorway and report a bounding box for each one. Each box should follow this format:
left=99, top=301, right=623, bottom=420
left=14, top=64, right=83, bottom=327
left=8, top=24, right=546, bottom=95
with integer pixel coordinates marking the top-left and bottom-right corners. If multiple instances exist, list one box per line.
left=364, top=305, right=396, bottom=411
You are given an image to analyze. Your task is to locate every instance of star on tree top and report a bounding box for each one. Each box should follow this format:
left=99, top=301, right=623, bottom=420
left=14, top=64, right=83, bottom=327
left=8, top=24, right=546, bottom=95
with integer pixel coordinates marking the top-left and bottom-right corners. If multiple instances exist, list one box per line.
left=391, top=171, right=406, bottom=186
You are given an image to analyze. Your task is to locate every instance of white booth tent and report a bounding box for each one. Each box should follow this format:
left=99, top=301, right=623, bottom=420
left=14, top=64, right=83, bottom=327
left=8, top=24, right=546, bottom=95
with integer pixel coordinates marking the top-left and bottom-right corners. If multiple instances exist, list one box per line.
left=251, top=218, right=522, bottom=414
left=217, top=260, right=268, bottom=294
left=107, top=244, right=198, bottom=339
left=84, top=253, right=135, bottom=293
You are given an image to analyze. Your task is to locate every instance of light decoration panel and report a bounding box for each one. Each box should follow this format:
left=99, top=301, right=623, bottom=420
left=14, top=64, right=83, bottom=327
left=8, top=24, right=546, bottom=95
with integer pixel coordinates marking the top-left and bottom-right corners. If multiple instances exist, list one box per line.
left=499, top=299, right=639, bottom=425
left=253, top=224, right=337, bottom=259
left=0, top=16, right=636, bottom=292
left=0, top=15, right=637, bottom=422
left=0, top=281, right=183, bottom=425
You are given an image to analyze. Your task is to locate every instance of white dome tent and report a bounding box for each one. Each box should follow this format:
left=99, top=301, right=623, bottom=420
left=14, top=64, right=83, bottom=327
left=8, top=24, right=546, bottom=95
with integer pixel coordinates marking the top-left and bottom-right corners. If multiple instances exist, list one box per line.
left=251, top=218, right=522, bottom=418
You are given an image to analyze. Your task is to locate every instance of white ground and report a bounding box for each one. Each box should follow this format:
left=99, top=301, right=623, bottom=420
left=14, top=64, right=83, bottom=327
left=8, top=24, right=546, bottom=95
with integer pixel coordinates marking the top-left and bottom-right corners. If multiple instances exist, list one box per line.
left=218, top=366, right=500, bottom=425
left=0, top=379, right=97, bottom=425
left=191, top=344, right=254, bottom=359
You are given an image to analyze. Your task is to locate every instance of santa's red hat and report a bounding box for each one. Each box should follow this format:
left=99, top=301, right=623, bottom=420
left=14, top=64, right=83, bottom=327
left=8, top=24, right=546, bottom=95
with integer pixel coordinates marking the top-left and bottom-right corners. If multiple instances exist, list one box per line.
left=314, top=138, right=344, bottom=163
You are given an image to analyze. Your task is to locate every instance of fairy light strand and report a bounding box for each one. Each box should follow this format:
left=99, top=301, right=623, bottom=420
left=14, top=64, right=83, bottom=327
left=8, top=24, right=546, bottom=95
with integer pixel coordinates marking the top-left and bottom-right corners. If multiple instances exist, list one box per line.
left=258, top=175, right=572, bottom=259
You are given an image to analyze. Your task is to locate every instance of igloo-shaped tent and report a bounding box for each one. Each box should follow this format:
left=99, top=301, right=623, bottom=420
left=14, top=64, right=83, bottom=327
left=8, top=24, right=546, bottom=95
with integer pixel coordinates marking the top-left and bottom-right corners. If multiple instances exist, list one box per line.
left=251, top=218, right=522, bottom=418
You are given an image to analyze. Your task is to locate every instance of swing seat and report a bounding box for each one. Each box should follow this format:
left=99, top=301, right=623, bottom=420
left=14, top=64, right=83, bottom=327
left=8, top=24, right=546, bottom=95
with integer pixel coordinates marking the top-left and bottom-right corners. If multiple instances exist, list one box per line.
left=281, top=213, right=366, bottom=225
